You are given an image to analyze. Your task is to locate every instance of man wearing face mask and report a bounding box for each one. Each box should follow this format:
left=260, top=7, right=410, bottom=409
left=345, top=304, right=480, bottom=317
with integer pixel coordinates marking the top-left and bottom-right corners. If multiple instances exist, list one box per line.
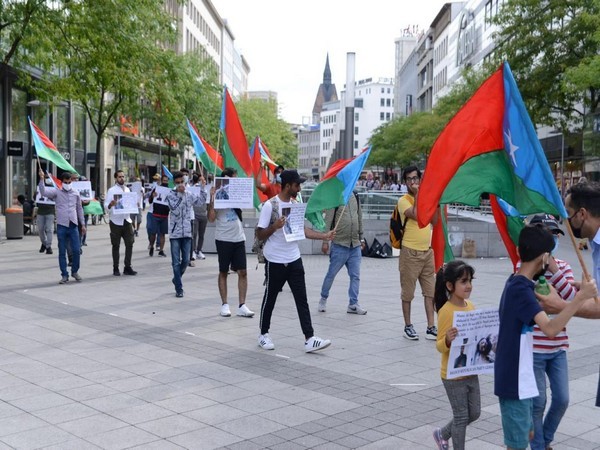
left=105, top=170, right=137, bottom=276
left=38, top=169, right=86, bottom=284
left=516, top=215, right=578, bottom=450
left=256, top=164, right=284, bottom=198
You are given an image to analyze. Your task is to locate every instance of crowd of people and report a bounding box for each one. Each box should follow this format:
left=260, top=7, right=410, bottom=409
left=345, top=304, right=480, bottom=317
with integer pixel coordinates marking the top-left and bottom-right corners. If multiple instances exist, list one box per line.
left=31, top=161, right=600, bottom=449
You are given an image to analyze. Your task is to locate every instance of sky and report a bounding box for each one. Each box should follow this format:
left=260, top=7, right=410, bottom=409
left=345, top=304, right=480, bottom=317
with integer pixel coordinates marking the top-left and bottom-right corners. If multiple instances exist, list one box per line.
left=211, top=0, right=448, bottom=124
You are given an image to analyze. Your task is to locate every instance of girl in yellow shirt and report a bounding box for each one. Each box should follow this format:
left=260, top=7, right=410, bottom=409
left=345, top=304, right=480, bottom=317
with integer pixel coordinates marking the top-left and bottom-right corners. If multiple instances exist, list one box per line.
left=433, top=260, right=480, bottom=450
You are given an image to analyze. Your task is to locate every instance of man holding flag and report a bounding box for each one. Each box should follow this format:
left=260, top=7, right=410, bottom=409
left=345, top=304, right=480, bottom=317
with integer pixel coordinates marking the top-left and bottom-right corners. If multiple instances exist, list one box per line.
left=38, top=169, right=85, bottom=284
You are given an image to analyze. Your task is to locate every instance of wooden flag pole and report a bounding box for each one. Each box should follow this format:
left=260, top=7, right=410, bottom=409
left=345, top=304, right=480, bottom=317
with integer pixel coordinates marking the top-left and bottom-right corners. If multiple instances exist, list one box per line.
left=565, top=219, right=598, bottom=302
left=332, top=204, right=347, bottom=232
left=214, top=130, right=222, bottom=180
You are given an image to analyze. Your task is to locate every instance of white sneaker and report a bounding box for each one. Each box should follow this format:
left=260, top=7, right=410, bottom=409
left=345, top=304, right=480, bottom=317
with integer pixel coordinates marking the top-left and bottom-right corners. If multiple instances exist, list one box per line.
left=193, top=251, right=199, bottom=259
left=318, top=298, right=327, bottom=312
left=305, top=336, right=331, bottom=353
left=258, top=333, right=275, bottom=350
left=237, top=304, right=255, bottom=318
left=220, top=304, right=231, bottom=317
left=198, top=251, right=206, bottom=260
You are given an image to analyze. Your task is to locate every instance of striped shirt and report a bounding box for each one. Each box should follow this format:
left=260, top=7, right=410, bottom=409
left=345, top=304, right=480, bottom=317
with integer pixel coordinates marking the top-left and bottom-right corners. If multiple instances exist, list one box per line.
left=517, top=258, right=576, bottom=353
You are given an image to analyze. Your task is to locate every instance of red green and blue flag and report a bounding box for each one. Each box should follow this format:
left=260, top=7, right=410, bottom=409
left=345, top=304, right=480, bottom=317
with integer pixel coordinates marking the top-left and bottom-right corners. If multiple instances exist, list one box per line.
left=417, top=63, right=565, bottom=267
left=187, top=119, right=224, bottom=174
left=29, top=117, right=78, bottom=174
left=219, top=87, right=252, bottom=177
left=305, top=146, right=371, bottom=230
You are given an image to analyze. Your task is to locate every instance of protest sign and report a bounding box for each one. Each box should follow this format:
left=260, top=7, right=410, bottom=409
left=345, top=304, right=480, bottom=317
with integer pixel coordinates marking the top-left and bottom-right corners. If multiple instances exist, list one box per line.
left=283, top=203, right=307, bottom=242
left=447, top=307, right=499, bottom=379
left=152, top=186, right=171, bottom=206
left=213, top=177, right=254, bottom=209
left=112, top=191, right=139, bottom=215
left=72, top=181, right=92, bottom=201
left=36, top=190, right=55, bottom=205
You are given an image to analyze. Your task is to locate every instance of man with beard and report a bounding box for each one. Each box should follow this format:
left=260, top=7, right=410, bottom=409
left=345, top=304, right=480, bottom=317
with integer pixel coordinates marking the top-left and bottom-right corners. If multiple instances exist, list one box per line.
left=397, top=165, right=437, bottom=341
left=255, top=169, right=335, bottom=353
left=105, top=170, right=137, bottom=276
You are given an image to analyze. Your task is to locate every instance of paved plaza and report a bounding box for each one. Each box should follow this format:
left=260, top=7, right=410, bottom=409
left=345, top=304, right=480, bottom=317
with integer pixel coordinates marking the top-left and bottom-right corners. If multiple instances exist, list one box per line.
left=0, top=220, right=600, bottom=449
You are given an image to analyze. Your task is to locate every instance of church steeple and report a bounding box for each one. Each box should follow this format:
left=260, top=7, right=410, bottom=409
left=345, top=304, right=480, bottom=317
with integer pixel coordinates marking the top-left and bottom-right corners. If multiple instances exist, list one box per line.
left=323, top=53, right=332, bottom=85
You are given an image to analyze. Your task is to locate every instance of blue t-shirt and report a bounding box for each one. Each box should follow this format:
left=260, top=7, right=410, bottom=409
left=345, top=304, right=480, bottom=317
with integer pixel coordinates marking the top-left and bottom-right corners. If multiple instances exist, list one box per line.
left=494, top=274, right=543, bottom=400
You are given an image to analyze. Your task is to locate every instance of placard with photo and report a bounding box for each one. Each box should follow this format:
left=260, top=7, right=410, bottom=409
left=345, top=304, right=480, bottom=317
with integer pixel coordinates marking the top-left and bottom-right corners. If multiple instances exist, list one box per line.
left=282, top=203, right=307, bottom=242
left=213, top=177, right=254, bottom=209
left=35, top=190, right=56, bottom=205
left=112, top=191, right=139, bottom=215
left=72, top=181, right=92, bottom=201
left=152, top=186, right=172, bottom=206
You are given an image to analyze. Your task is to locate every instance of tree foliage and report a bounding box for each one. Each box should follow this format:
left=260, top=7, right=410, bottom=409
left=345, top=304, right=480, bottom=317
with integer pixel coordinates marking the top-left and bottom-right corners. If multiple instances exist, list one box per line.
left=492, top=0, right=600, bottom=129
left=31, top=0, right=177, bottom=192
left=235, top=98, right=298, bottom=169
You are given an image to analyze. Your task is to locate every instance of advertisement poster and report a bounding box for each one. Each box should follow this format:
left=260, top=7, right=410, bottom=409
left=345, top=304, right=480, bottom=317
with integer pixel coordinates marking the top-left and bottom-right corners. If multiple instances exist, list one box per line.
left=213, top=177, right=254, bottom=209
left=72, top=181, right=92, bottom=201
left=112, top=191, right=140, bottom=215
left=446, top=308, right=499, bottom=379
left=283, top=203, right=307, bottom=242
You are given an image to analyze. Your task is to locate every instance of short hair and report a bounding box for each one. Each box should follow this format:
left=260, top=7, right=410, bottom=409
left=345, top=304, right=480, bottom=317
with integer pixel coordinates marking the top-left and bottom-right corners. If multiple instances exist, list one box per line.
left=518, top=224, right=554, bottom=262
left=17, top=194, right=25, bottom=204
left=114, top=170, right=124, bottom=178
left=221, top=167, right=236, bottom=177
left=402, top=165, right=421, bottom=182
left=179, top=168, right=189, bottom=174
left=567, top=181, right=600, bottom=217
left=61, top=172, right=72, bottom=181
left=172, top=171, right=184, bottom=181
left=275, top=164, right=285, bottom=173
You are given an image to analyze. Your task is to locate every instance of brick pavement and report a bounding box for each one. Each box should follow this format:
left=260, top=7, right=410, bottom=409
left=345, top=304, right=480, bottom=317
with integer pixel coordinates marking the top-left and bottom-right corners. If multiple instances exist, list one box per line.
left=0, top=220, right=599, bottom=449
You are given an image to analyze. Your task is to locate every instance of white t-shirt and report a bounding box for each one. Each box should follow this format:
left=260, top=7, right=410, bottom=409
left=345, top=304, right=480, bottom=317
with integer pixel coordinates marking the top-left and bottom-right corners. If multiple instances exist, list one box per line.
left=258, top=197, right=301, bottom=264
left=215, top=209, right=245, bottom=242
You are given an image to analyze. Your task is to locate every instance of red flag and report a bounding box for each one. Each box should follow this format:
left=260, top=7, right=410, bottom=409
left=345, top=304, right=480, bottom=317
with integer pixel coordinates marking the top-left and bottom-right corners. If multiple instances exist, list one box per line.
left=220, top=87, right=252, bottom=177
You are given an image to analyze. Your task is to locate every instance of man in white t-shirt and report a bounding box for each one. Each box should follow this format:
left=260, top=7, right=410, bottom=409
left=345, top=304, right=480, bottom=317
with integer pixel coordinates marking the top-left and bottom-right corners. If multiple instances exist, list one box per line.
left=207, top=168, right=255, bottom=319
left=256, top=169, right=335, bottom=353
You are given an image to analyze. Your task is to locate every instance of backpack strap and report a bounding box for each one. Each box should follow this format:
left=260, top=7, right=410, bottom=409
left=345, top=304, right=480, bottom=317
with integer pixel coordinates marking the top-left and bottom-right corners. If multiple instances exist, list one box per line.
left=400, top=194, right=414, bottom=229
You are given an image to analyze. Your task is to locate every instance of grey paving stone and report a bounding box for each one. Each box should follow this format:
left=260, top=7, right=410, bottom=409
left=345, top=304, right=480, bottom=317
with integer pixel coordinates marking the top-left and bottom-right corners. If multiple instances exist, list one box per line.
left=1, top=425, right=75, bottom=449
left=32, top=402, right=98, bottom=425
left=57, top=413, right=128, bottom=438
left=85, top=425, right=159, bottom=449
left=0, top=413, right=48, bottom=437
left=136, top=414, right=207, bottom=438
left=259, top=404, right=326, bottom=427
left=168, top=427, right=244, bottom=449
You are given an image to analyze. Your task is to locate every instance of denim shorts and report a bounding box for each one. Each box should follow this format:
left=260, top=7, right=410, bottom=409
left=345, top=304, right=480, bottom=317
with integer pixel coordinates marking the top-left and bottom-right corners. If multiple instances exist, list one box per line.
left=499, top=397, right=533, bottom=449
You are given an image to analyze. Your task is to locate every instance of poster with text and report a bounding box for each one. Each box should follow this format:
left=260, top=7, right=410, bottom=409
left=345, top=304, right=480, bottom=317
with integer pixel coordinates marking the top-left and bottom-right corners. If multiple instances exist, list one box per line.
left=446, top=307, right=499, bottom=379
left=152, top=186, right=171, bottom=206
left=213, top=177, right=254, bottom=209
left=72, top=181, right=92, bottom=201
left=112, top=192, right=139, bottom=215
left=36, top=190, right=56, bottom=205
left=283, top=203, right=307, bottom=242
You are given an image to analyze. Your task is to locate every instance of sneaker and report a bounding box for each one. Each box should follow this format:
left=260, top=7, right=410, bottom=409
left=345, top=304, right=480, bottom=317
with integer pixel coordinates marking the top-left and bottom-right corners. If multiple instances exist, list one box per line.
left=134, top=230, right=139, bottom=237
left=404, top=324, right=419, bottom=340
left=220, top=304, right=231, bottom=317
left=113, top=268, right=121, bottom=276
left=46, top=247, right=53, bottom=255
left=237, top=304, right=255, bottom=318
left=158, top=250, right=167, bottom=257
left=347, top=304, right=367, bottom=315
left=123, top=267, right=138, bottom=276
left=39, top=244, right=46, bottom=253
left=176, top=290, right=184, bottom=298
left=433, top=427, right=449, bottom=450
left=190, top=254, right=196, bottom=261
left=426, top=326, right=438, bottom=340
left=72, top=273, right=82, bottom=282
left=258, top=334, right=275, bottom=350
left=318, top=298, right=327, bottom=312
left=305, top=336, right=331, bottom=353
left=188, top=261, right=195, bottom=267
left=198, top=251, right=206, bottom=260
left=59, top=276, right=69, bottom=284
left=149, top=247, right=154, bottom=257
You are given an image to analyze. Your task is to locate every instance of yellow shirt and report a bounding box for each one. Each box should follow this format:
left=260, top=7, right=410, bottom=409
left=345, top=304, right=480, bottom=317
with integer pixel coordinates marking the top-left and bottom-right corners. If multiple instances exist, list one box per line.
left=397, top=194, right=431, bottom=251
left=436, top=299, right=475, bottom=379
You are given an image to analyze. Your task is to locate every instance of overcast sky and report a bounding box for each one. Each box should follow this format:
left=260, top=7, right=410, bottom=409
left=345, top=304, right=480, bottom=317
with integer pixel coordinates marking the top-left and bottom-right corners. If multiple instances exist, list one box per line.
left=211, top=0, right=448, bottom=124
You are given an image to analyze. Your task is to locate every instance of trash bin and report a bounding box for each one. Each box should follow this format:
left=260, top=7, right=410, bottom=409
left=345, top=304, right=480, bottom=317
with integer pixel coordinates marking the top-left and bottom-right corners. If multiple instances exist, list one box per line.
left=5, top=207, right=24, bottom=239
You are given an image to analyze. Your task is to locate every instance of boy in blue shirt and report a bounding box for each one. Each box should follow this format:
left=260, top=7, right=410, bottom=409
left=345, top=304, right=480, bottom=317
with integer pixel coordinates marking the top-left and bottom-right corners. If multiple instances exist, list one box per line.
left=494, top=224, right=596, bottom=449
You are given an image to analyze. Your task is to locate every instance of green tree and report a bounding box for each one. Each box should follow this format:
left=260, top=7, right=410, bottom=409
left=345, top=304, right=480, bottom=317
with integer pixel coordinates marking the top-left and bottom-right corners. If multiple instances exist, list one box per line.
left=31, top=0, right=177, bottom=193
left=235, top=98, right=298, bottom=169
left=492, top=0, right=600, bottom=129
left=141, top=50, right=222, bottom=171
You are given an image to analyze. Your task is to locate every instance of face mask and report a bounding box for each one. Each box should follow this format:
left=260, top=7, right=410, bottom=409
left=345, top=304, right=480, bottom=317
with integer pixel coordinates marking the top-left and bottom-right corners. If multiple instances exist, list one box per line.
left=275, top=174, right=282, bottom=183
left=161, top=183, right=169, bottom=187
left=552, top=235, right=559, bottom=253
left=63, top=183, right=72, bottom=192
left=183, top=175, right=189, bottom=184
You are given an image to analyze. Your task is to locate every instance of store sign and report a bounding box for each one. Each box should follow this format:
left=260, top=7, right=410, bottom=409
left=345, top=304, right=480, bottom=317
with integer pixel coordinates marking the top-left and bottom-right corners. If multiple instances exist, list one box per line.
left=7, top=141, right=23, bottom=157
left=87, top=153, right=96, bottom=164
left=61, top=151, right=71, bottom=161
left=456, top=11, right=476, bottom=67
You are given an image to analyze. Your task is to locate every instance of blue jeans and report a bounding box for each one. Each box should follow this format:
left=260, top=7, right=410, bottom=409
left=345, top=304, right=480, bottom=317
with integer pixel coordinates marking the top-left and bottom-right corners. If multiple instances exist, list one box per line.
left=170, top=237, right=191, bottom=293
left=531, top=350, right=569, bottom=450
left=320, top=243, right=361, bottom=305
left=57, top=223, right=80, bottom=277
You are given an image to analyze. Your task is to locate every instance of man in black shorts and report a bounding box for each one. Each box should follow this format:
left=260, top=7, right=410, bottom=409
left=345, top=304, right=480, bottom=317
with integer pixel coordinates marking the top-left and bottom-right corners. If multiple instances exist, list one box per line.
left=207, top=168, right=255, bottom=318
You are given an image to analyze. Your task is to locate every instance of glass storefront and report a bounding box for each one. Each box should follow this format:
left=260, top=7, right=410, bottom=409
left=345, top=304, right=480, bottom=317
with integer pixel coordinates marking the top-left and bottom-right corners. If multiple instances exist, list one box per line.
left=10, top=88, right=29, bottom=205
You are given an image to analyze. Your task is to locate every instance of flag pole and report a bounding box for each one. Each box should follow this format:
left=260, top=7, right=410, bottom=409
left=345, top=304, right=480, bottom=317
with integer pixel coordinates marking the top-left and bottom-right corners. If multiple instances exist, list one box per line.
left=215, top=130, right=222, bottom=179
left=332, top=204, right=348, bottom=232
left=565, top=219, right=598, bottom=302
